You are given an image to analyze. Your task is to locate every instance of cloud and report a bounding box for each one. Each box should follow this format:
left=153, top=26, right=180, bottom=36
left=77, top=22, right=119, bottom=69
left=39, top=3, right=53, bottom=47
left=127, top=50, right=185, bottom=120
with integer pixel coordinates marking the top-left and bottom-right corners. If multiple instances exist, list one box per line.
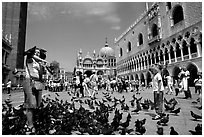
left=102, top=14, right=121, bottom=23
left=111, top=26, right=121, bottom=30
left=28, top=2, right=121, bottom=29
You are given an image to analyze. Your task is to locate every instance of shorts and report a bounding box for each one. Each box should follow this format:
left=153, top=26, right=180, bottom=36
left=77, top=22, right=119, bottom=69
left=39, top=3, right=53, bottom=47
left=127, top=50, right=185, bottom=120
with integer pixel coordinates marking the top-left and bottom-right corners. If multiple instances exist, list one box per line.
left=23, top=78, right=42, bottom=109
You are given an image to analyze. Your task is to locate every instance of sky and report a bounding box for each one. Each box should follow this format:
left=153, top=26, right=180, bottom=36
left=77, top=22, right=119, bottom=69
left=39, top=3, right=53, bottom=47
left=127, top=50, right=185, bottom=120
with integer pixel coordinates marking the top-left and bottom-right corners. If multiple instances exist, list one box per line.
left=25, top=2, right=147, bottom=72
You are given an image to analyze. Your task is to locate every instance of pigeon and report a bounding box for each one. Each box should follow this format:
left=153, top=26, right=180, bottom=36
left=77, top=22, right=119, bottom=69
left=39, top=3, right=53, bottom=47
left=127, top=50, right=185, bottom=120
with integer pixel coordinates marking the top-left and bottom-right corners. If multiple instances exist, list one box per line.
left=124, top=104, right=129, bottom=111
left=189, top=123, right=202, bottom=135
left=157, top=125, right=163, bottom=135
left=130, top=100, right=135, bottom=107
left=170, top=126, right=179, bottom=135
left=164, top=103, right=177, bottom=111
left=135, top=119, right=146, bottom=135
left=157, top=114, right=169, bottom=126
left=55, top=93, right=60, bottom=96
left=170, top=107, right=181, bottom=115
left=190, top=111, right=202, bottom=120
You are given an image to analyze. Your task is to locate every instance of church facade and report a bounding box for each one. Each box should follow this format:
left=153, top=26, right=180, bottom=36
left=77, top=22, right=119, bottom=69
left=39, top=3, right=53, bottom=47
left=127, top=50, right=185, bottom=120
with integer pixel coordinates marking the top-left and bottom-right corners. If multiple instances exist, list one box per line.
left=75, top=41, right=116, bottom=78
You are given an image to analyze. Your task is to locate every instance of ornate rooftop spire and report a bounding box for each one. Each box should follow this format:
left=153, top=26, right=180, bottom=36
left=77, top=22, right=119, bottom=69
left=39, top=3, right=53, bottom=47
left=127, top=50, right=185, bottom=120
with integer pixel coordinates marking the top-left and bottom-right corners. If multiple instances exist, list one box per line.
left=105, top=37, right=109, bottom=47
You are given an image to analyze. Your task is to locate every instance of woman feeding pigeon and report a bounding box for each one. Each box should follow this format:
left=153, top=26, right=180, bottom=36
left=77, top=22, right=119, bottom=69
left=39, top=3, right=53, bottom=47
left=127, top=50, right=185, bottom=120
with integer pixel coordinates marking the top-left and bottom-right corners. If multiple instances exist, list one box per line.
left=149, top=63, right=165, bottom=120
left=23, top=46, right=52, bottom=134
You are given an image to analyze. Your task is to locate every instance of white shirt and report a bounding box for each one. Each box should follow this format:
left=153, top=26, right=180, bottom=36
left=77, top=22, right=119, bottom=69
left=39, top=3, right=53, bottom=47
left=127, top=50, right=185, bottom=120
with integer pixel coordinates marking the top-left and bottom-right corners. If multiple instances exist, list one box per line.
left=152, top=73, right=164, bottom=92
left=7, top=81, right=11, bottom=88
left=166, top=76, right=173, bottom=84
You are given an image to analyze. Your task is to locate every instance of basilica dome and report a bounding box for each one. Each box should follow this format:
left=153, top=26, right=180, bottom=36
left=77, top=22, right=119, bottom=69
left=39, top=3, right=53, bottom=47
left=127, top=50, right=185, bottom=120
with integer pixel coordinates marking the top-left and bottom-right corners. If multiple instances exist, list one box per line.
left=99, top=43, right=115, bottom=58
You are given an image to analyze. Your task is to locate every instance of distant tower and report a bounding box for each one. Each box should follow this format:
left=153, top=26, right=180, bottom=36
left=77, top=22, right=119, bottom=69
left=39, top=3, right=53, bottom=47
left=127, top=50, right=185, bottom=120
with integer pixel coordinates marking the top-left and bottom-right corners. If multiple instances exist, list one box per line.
left=78, top=49, right=82, bottom=67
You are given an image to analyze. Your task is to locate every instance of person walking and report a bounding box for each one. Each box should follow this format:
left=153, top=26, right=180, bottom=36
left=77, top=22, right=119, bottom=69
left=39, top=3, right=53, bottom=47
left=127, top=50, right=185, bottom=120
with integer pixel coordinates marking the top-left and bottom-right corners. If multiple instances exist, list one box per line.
left=23, top=46, right=51, bottom=134
left=82, top=74, right=91, bottom=97
left=149, top=64, right=165, bottom=120
left=90, top=71, right=98, bottom=99
left=194, top=75, right=202, bottom=94
left=6, top=79, right=12, bottom=95
left=179, top=67, right=191, bottom=99
left=165, top=75, right=173, bottom=95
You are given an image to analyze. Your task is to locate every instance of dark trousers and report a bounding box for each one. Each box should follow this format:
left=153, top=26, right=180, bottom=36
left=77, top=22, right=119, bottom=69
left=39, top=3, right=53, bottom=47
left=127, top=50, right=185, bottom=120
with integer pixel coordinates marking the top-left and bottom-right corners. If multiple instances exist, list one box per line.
left=184, top=88, right=192, bottom=98
left=154, top=91, right=163, bottom=114
left=80, top=85, right=84, bottom=97
left=7, top=87, right=11, bottom=94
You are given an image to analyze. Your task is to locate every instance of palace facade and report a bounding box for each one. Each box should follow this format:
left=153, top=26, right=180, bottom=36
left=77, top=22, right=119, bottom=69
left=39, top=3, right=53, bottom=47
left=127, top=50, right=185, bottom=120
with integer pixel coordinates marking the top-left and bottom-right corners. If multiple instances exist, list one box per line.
left=115, top=2, right=202, bottom=86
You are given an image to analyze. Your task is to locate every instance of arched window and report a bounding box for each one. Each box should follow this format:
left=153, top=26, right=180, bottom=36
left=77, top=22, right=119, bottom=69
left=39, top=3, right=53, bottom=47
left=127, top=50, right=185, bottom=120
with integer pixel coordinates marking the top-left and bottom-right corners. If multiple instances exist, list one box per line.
left=170, top=46, right=175, bottom=59
left=128, top=41, right=131, bottom=52
left=165, top=48, right=169, bottom=60
left=190, top=38, right=197, bottom=54
left=176, top=43, right=181, bottom=57
left=138, top=33, right=143, bottom=45
left=172, top=5, right=184, bottom=25
left=183, top=40, right=188, bottom=56
left=152, top=24, right=158, bottom=37
left=160, top=50, right=163, bottom=61
left=120, top=48, right=123, bottom=57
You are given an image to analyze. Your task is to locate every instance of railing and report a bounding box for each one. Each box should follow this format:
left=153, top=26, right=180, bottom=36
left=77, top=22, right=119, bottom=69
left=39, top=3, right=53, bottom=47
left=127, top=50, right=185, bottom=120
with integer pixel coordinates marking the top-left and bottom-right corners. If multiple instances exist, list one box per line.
left=177, top=57, right=182, bottom=62
left=191, top=53, right=198, bottom=58
left=183, top=55, right=189, bottom=60
left=148, top=35, right=161, bottom=45
left=171, top=58, right=175, bottom=63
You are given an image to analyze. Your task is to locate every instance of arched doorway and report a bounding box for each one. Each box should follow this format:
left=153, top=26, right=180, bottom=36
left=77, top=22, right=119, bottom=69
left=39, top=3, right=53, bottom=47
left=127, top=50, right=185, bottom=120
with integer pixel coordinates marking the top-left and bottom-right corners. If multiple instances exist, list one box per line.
left=162, top=67, right=170, bottom=87
left=146, top=71, right=152, bottom=86
left=186, top=63, right=198, bottom=87
left=135, top=74, right=139, bottom=80
left=140, top=73, right=145, bottom=86
left=84, top=70, right=93, bottom=77
left=172, top=66, right=181, bottom=81
left=130, top=75, right=134, bottom=80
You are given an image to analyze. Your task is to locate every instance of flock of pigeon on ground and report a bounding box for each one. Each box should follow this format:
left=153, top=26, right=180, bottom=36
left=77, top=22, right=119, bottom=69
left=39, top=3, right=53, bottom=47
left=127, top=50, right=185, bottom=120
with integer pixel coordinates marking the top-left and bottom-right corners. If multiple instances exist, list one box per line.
left=2, top=91, right=202, bottom=135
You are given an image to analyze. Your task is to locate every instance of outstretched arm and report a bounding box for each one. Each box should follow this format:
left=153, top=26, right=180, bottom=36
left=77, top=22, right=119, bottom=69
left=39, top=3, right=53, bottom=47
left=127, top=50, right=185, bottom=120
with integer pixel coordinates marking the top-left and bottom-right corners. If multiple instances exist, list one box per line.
left=33, top=55, right=48, bottom=63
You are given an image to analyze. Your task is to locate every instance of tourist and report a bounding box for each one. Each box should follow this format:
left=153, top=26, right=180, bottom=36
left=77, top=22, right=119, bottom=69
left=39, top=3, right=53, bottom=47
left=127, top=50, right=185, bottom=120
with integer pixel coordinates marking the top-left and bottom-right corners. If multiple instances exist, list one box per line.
left=194, top=74, right=202, bottom=94
left=178, top=67, right=191, bottom=99
left=90, top=71, right=98, bottom=99
left=6, top=79, right=12, bottom=95
left=82, top=74, right=91, bottom=97
left=165, top=75, right=173, bottom=95
left=23, top=46, right=51, bottom=134
left=149, top=64, right=165, bottom=120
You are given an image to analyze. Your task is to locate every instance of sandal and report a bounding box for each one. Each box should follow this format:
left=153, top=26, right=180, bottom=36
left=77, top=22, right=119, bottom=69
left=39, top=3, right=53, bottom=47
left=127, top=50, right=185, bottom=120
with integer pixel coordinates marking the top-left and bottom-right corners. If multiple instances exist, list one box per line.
left=24, top=124, right=36, bottom=135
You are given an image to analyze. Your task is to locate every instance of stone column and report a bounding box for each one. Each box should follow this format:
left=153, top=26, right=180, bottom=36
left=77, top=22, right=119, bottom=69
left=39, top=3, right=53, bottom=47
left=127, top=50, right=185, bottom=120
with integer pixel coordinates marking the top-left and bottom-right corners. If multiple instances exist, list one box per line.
left=154, top=53, right=157, bottom=64
left=135, top=60, right=137, bottom=72
left=195, top=40, right=201, bottom=57
left=163, top=52, right=166, bottom=65
left=187, top=43, right=192, bottom=59
left=173, top=47, right=177, bottom=62
left=180, top=46, right=184, bottom=61
left=150, top=55, right=152, bottom=66
left=168, top=49, right=171, bottom=64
